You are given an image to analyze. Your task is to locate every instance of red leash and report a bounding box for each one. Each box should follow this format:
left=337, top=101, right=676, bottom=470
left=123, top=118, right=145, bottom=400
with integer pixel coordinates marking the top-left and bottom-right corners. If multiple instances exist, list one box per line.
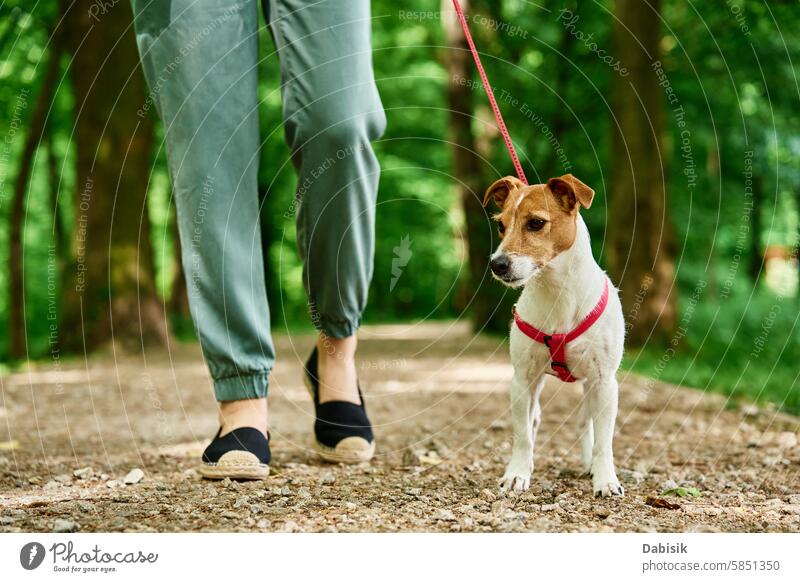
left=513, top=278, right=610, bottom=382
left=451, top=0, right=528, bottom=185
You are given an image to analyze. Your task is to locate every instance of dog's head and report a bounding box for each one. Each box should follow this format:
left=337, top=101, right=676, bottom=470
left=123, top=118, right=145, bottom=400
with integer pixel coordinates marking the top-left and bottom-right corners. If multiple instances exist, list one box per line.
left=483, top=174, right=595, bottom=288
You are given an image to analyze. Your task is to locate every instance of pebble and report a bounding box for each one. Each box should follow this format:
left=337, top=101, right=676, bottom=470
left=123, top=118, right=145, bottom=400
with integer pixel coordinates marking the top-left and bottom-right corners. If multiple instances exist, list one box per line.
left=53, top=519, right=78, bottom=533
left=106, top=480, right=122, bottom=488
left=73, top=467, right=94, bottom=480
left=433, top=509, right=456, bottom=521
left=540, top=503, right=561, bottom=512
left=776, top=432, right=798, bottom=449
left=661, top=479, right=679, bottom=491
left=480, top=489, right=496, bottom=502
left=594, top=507, right=611, bottom=519
left=124, top=468, right=145, bottom=485
left=319, top=473, right=336, bottom=485
left=54, top=474, right=73, bottom=484
left=43, top=480, right=61, bottom=490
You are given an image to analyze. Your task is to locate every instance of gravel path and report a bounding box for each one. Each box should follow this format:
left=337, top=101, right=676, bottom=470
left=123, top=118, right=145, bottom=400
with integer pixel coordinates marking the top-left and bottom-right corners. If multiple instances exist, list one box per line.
left=1, top=322, right=799, bottom=532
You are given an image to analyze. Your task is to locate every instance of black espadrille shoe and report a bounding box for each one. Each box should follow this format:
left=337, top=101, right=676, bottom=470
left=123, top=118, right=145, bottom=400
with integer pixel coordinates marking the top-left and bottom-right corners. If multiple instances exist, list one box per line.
left=199, top=427, right=271, bottom=480
left=304, top=348, right=375, bottom=463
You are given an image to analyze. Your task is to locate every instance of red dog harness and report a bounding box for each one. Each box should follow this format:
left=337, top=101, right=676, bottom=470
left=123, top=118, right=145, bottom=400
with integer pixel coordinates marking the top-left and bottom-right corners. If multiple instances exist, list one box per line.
left=513, top=278, right=610, bottom=382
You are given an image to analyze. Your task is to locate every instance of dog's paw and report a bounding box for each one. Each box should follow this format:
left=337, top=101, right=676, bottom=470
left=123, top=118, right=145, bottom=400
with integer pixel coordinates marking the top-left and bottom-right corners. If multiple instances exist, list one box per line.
left=593, top=478, right=624, bottom=498
left=498, top=473, right=531, bottom=496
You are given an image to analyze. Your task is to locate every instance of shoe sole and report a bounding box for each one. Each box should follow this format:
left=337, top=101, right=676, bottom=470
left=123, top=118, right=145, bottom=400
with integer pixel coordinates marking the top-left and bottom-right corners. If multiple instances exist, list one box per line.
left=314, top=436, right=376, bottom=464
left=303, top=374, right=375, bottom=464
left=199, top=450, right=270, bottom=481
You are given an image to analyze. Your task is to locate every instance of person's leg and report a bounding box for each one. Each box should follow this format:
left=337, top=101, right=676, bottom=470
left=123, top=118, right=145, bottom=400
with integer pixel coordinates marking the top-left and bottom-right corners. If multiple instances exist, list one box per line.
left=131, top=0, right=271, bottom=437
left=266, top=0, right=385, bottom=404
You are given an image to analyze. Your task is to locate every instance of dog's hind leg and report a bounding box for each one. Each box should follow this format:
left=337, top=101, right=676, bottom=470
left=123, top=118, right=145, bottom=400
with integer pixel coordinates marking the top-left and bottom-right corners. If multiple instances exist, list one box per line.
left=586, top=375, right=624, bottom=497
left=499, top=373, right=544, bottom=495
left=579, top=381, right=594, bottom=475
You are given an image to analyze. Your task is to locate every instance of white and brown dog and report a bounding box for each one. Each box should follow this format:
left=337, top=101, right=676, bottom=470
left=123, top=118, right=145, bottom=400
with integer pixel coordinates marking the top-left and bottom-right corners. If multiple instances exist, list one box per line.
left=484, top=174, right=625, bottom=498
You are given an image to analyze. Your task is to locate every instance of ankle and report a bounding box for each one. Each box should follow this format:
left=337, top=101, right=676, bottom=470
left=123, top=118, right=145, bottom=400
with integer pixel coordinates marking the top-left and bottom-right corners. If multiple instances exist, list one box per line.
left=218, top=398, right=268, bottom=437
left=316, top=334, right=360, bottom=405
left=317, top=333, right=357, bottom=362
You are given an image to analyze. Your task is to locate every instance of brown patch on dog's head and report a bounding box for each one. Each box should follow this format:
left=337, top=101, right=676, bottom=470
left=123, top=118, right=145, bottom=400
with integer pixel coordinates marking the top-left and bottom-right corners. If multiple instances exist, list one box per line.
left=484, top=174, right=595, bottom=286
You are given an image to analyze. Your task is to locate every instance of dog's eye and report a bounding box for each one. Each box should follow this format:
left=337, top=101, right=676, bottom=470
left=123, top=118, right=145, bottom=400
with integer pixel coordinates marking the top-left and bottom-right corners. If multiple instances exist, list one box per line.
left=526, top=218, right=545, bottom=232
left=498, top=221, right=505, bottom=234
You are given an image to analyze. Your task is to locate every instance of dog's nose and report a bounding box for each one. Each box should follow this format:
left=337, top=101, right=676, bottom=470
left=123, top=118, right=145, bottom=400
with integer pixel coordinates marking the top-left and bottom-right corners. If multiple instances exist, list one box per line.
left=490, top=254, right=511, bottom=276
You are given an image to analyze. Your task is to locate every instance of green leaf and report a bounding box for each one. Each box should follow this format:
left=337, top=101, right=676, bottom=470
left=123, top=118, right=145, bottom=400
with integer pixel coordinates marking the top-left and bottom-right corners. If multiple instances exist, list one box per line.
left=661, top=486, right=701, bottom=498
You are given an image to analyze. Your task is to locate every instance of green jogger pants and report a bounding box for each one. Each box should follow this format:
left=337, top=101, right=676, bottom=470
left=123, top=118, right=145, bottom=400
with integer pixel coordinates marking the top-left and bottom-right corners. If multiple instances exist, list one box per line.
left=131, top=0, right=386, bottom=401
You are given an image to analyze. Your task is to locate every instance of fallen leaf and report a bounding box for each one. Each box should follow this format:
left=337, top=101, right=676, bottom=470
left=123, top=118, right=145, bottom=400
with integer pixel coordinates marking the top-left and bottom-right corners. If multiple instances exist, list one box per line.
left=646, top=496, right=681, bottom=510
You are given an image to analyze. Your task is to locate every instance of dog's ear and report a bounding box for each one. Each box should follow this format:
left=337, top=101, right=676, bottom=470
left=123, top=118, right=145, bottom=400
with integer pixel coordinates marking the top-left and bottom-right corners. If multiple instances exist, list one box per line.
left=483, top=176, right=524, bottom=208
left=547, top=174, right=595, bottom=211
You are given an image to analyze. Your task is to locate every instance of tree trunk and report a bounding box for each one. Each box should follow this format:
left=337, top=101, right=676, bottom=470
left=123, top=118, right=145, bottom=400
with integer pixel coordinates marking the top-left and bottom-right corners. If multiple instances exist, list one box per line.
left=168, top=206, right=191, bottom=329
left=60, top=0, right=167, bottom=351
left=8, top=37, right=62, bottom=359
left=748, top=175, right=763, bottom=284
left=609, top=0, right=677, bottom=345
left=442, top=0, right=512, bottom=333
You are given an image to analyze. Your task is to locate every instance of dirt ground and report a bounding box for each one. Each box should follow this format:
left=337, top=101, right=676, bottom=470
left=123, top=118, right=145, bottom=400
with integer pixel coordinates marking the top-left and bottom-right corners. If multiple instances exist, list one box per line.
left=1, top=322, right=799, bottom=533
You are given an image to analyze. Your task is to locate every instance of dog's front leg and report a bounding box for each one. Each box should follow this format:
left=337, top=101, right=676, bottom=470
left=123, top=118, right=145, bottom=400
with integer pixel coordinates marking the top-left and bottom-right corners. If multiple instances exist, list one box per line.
left=498, top=373, right=544, bottom=495
left=580, top=381, right=594, bottom=475
left=586, top=375, right=624, bottom=497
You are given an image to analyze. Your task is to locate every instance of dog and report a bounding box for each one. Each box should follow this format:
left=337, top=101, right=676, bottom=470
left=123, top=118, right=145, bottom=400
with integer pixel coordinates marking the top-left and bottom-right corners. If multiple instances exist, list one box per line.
left=484, top=174, right=625, bottom=498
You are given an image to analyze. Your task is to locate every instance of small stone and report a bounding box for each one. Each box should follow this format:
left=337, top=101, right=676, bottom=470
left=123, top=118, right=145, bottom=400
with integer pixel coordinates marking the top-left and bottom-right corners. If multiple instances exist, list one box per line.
left=73, top=467, right=94, bottom=480
left=480, top=489, right=496, bottom=502
left=540, top=503, right=560, bottom=512
left=100, top=474, right=109, bottom=481
left=52, top=519, right=78, bottom=533
left=344, top=502, right=357, bottom=511
left=489, top=420, right=508, bottom=431
left=319, top=473, right=336, bottom=485
left=661, top=479, right=679, bottom=491
left=741, top=404, right=760, bottom=417
left=43, top=480, right=61, bottom=490
left=595, top=507, right=611, bottom=519
left=298, top=487, right=312, bottom=499
left=256, top=518, right=272, bottom=529
left=54, top=474, right=72, bottom=484
left=123, top=468, right=144, bottom=485
left=280, top=486, right=291, bottom=496
left=776, top=432, right=798, bottom=449
left=433, top=509, right=456, bottom=521
left=281, top=520, right=298, bottom=532
left=106, top=479, right=122, bottom=489
left=405, top=488, right=422, bottom=496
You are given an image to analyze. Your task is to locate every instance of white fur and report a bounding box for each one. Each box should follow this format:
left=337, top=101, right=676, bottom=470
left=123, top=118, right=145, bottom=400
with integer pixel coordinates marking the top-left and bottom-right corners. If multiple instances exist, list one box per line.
left=497, top=216, right=626, bottom=498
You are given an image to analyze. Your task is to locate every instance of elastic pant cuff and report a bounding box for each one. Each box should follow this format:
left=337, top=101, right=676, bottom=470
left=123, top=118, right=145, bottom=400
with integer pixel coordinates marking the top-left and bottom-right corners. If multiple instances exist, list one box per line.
left=318, top=316, right=361, bottom=338
left=214, top=370, right=270, bottom=402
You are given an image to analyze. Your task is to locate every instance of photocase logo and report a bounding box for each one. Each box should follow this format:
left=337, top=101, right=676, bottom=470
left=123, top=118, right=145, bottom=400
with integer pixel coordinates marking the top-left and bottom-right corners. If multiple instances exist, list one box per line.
left=20, top=542, right=46, bottom=570
left=390, top=235, right=413, bottom=291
